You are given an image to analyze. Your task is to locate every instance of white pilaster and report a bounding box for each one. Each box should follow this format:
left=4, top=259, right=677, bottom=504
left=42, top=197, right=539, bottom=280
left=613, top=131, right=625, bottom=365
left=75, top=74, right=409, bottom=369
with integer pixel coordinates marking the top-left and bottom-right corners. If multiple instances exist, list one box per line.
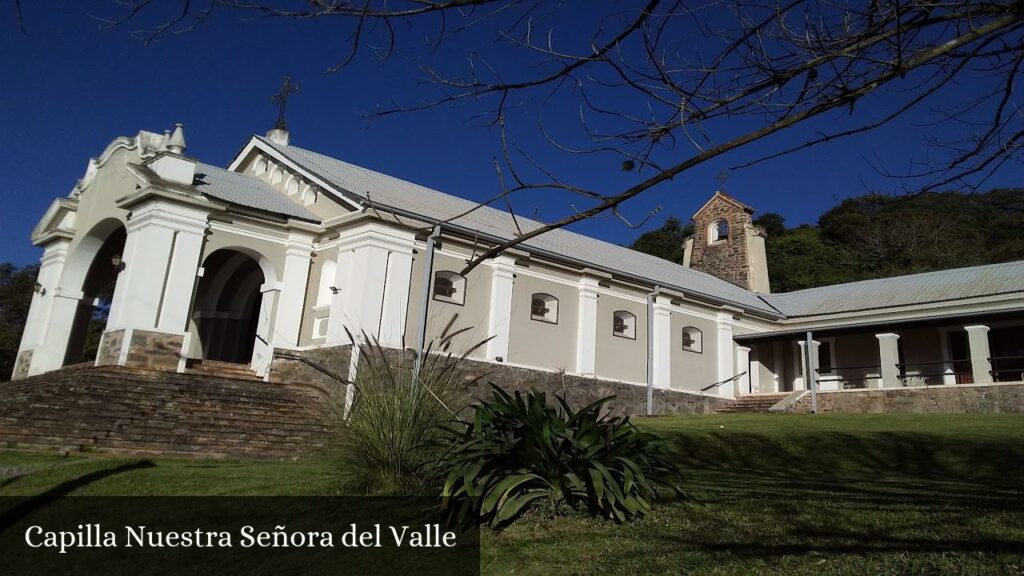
left=575, top=275, right=600, bottom=376
left=651, top=295, right=672, bottom=389
left=875, top=333, right=901, bottom=388
left=716, top=311, right=736, bottom=398
left=379, top=249, right=414, bottom=348
left=327, top=223, right=416, bottom=348
left=273, top=233, right=314, bottom=348
left=964, top=325, right=993, bottom=384
left=772, top=340, right=783, bottom=392
left=735, top=346, right=751, bottom=397
left=16, top=240, right=71, bottom=376
left=485, top=256, right=516, bottom=362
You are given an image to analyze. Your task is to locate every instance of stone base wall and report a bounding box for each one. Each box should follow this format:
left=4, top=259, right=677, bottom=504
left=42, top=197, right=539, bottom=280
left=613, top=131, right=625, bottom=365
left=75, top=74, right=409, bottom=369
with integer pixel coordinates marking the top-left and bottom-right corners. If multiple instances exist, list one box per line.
left=10, top=350, right=32, bottom=381
left=268, top=345, right=731, bottom=416
left=125, top=330, right=185, bottom=372
left=95, top=329, right=125, bottom=366
left=784, top=382, right=1024, bottom=414
left=269, top=346, right=352, bottom=402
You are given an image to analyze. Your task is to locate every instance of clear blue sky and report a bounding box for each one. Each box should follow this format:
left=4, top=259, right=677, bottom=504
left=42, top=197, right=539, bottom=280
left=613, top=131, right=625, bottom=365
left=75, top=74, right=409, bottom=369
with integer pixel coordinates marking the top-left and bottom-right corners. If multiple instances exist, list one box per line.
left=2, top=3, right=1020, bottom=266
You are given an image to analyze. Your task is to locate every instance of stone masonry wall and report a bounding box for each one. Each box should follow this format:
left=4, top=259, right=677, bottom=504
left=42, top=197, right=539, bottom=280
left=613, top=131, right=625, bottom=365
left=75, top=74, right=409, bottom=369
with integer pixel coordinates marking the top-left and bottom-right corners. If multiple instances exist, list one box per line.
left=125, top=330, right=184, bottom=372
left=269, top=345, right=731, bottom=416
left=95, top=329, right=125, bottom=367
left=10, top=350, right=31, bottom=381
left=689, top=196, right=754, bottom=290
left=784, top=382, right=1024, bottom=414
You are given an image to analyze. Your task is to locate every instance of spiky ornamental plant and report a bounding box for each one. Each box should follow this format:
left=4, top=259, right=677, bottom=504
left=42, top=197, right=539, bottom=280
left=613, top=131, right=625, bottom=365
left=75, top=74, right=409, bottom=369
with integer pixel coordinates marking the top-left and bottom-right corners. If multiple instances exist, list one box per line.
left=337, top=317, right=488, bottom=495
left=438, top=386, right=684, bottom=527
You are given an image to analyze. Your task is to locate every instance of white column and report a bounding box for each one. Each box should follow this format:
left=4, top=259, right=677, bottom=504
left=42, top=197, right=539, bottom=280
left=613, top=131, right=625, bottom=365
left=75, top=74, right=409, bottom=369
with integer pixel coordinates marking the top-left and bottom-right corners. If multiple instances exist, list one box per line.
left=273, top=233, right=314, bottom=348
left=964, top=325, right=993, bottom=384
left=155, top=226, right=207, bottom=333
left=749, top=347, right=761, bottom=394
left=107, top=200, right=207, bottom=333
left=876, top=333, right=901, bottom=388
left=575, top=275, right=600, bottom=376
left=772, top=341, right=784, bottom=392
left=16, top=240, right=71, bottom=376
left=716, top=312, right=736, bottom=398
left=251, top=285, right=279, bottom=375
left=651, top=295, right=672, bottom=389
left=485, top=256, right=515, bottom=362
left=735, top=346, right=751, bottom=397
left=327, top=223, right=416, bottom=348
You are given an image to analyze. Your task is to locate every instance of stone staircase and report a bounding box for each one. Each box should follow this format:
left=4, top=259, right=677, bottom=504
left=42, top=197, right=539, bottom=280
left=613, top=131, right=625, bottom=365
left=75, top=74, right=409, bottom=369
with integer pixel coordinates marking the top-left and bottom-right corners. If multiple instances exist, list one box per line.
left=185, top=359, right=261, bottom=381
left=714, top=393, right=790, bottom=414
left=0, top=364, right=334, bottom=458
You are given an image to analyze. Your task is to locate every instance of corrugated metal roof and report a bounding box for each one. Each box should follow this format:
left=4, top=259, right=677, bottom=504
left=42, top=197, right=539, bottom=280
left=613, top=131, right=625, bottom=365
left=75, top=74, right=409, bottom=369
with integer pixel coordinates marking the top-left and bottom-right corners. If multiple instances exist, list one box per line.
left=761, top=260, right=1024, bottom=317
left=256, top=136, right=780, bottom=315
left=193, top=162, right=320, bottom=222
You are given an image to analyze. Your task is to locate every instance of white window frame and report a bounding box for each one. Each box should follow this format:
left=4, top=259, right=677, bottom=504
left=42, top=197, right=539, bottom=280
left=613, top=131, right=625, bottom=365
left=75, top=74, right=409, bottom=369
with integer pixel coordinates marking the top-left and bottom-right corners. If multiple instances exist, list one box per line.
left=432, top=271, right=466, bottom=305
left=612, top=310, right=637, bottom=340
left=530, top=293, right=559, bottom=324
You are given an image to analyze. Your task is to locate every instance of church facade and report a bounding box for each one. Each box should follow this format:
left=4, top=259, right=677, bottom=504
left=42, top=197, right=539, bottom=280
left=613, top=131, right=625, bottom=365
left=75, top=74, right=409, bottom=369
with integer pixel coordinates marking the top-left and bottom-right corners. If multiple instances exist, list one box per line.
left=12, top=124, right=1024, bottom=405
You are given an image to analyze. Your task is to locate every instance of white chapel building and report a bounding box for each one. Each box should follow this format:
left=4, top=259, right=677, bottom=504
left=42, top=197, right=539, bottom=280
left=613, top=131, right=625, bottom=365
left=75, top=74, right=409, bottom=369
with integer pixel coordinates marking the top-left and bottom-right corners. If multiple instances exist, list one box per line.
left=13, top=124, right=1024, bottom=404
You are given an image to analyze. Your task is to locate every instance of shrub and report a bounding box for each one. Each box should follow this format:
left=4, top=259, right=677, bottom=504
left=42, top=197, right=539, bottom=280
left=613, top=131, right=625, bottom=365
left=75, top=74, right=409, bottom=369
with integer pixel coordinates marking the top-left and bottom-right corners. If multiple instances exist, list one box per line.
left=336, top=319, right=486, bottom=495
left=438, top=385, right=684, bottom=527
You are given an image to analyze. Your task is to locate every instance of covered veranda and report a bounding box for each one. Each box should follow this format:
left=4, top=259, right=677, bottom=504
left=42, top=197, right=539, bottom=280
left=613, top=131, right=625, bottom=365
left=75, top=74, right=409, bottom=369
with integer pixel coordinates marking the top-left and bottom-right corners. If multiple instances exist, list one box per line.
left=734, top=311, right=1024, bottom=395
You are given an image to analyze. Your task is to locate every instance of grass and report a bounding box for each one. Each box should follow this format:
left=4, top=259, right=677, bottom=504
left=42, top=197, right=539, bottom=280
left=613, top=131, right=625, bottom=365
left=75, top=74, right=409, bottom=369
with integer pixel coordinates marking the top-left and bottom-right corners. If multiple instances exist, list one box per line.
left=2, top=414, right=1023, bottom=574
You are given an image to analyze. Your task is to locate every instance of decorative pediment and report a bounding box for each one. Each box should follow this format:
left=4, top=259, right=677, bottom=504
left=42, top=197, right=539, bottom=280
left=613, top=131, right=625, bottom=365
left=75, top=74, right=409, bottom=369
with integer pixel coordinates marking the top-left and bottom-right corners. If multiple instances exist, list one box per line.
left=242, top=153, right=323, bottom=207
left=31, top=198, right=79, bottom=246
left=72, top=130, right=170, bottom=197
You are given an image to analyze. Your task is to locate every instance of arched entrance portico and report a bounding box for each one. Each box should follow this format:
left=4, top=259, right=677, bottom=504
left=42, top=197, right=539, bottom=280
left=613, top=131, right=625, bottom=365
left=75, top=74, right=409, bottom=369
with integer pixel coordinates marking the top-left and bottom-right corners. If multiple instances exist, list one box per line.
left=192, top=249, right=272, bottom=366
left=62, top=219, right=127, bottom=366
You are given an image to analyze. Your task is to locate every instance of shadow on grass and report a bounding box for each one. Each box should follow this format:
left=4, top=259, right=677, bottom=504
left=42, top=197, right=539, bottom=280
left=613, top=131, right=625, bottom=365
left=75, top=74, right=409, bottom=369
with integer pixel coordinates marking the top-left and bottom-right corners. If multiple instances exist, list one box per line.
left=0, top=460, right=156, bottom=534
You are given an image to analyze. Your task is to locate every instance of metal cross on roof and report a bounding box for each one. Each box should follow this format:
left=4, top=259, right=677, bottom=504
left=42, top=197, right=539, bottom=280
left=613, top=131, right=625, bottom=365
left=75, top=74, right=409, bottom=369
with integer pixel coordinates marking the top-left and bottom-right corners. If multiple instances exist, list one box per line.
left=271, top=76, right=299, bottom=130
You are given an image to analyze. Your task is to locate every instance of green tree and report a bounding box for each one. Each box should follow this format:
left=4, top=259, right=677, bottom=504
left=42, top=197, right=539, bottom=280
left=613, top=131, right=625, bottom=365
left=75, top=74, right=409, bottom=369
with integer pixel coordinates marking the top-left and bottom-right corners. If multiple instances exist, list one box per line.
left=628, top=217, right=694, bottom=265
left=0, top=263, right=38, bottom=380
left=753, top=212, right=787, bottom=238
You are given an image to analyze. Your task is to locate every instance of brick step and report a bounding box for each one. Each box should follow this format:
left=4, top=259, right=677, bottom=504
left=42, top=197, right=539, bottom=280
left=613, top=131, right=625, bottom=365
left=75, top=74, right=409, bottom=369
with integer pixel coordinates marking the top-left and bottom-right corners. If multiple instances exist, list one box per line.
left=0, top=365, right=333, bottom=458
left=0, top=413, right=328, bottom=439
left=2, top=377, right=327, bottom=409
left=0, top=387, right=326, bottom=417
left=713, top=394, right=789, bottom=414
left=0, top=433, right=323, bottom=458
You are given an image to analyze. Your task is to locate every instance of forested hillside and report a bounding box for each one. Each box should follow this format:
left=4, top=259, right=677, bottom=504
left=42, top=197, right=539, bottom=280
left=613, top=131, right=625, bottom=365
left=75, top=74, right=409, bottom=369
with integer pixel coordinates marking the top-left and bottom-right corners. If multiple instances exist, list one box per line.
left=630, top=189, right=1024, bottom=293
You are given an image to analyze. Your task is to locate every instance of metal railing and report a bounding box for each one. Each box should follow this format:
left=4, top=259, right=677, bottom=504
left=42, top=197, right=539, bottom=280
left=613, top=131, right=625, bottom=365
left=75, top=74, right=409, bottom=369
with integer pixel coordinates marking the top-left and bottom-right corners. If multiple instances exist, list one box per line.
left=700, top=371, right=747, bottom=393
left=897, top=359, right=972, bottom=386
left=273, top=350, right=349, bottom=388
left=815, top=364, right=881, bottom=390
left=991, top=355, right=1024, bottom=382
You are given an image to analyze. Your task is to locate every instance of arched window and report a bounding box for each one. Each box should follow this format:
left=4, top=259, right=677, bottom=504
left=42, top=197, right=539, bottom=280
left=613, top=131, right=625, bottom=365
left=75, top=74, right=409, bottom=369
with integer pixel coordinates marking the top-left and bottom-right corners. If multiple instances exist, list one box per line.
left=433, top=271, right=466, bottom=305
left=709, top=219, right=729, bottom=243
left=682, top=326, right=703, bottom=353
left=315, top=259, right=337, bottom=308
left=612, top=310, right=636, bottom=339
left=530, top=293, right=558, bottom=324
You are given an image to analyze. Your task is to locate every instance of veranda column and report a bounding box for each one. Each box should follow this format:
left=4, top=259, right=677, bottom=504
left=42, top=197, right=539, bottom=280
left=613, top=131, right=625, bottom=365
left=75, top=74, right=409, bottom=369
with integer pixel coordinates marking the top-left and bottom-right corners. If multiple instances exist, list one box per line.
left=651, top=295, right=672, bottom=389
left=272, top=232, right=314, bottom=349
left=13, top=239, right=71, bottom=378
left=735, top=346, right=752, bottom=396
left=575, top=275, right=600, bottom=377
left=485, top=256, right=515, bottom=363
left=875, top=333, right=901, bottom=388
left=716, top=311, right=736, bottom=398
left=103, top=200, right=207, bottom=371
left=964, top=325, right=993, bottom=384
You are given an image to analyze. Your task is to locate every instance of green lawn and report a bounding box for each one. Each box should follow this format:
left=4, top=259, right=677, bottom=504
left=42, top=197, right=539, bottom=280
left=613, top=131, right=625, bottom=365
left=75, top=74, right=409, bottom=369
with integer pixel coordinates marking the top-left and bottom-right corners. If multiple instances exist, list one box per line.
left=2, top=414, right=1023, bottom=575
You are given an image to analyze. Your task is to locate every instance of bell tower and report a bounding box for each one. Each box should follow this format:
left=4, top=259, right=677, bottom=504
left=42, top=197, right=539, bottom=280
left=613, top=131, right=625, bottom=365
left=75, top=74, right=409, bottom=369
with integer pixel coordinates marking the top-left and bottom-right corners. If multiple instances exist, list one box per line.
left=682, top=191, right=771, bottom=293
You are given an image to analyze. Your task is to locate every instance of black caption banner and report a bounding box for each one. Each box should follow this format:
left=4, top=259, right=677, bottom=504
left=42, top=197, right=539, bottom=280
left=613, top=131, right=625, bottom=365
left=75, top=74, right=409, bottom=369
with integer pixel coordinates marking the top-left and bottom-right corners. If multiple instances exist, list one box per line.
left=0, top=497, right=479, bottom=575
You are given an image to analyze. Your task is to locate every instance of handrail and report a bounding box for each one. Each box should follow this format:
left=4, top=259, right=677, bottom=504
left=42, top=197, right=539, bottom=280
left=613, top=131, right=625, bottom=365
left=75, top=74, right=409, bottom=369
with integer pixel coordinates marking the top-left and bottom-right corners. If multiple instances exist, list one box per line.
left=897, top=359, right=970, bottom=367
left=700, top=371, right=747, bottom=393
left=816, top=364, right=882, bottom=372
left=273, top=350, right=349, bottom=387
